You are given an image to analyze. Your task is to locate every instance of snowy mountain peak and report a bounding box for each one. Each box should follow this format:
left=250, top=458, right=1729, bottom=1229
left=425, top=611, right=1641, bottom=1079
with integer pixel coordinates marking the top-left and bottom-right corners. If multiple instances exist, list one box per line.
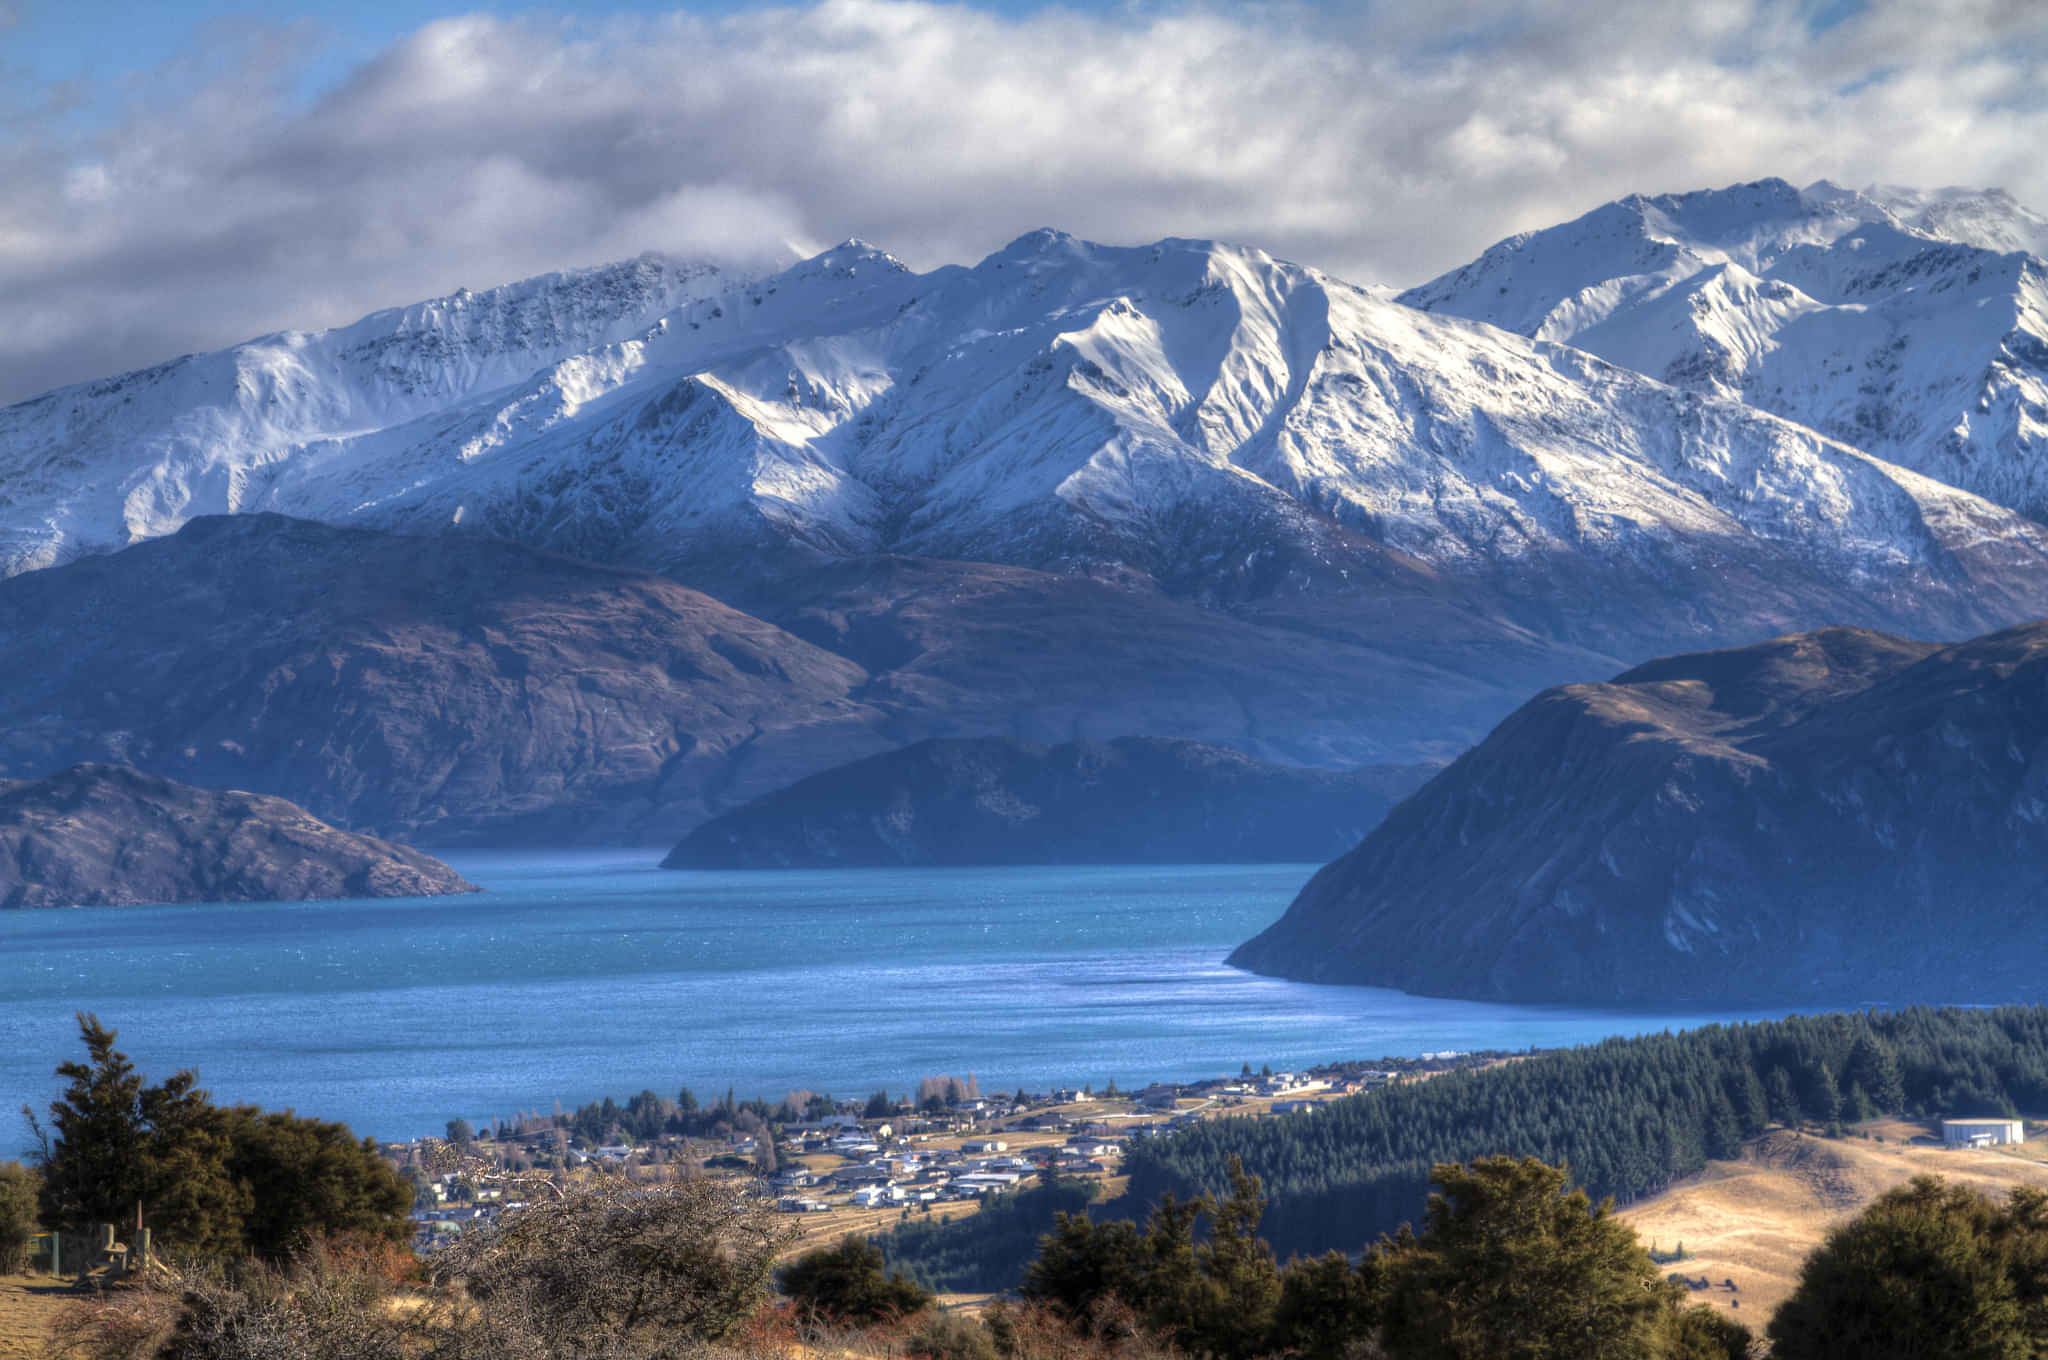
left=7, top=219, right=2048, bottom=664
left=797, top=239, right=912, bottom=277
left=1402, top=179, right=2048, bottom=517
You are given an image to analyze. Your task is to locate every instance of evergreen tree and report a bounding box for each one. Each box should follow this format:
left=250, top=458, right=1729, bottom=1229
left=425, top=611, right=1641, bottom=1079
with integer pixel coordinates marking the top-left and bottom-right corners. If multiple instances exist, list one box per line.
left=26, top=1014, right=407, bottom=1258
left=1270, top=1250, right=1383, bottom=1360
left=1770, top=1176, right=2028, bottom=1359
left=1376, top=1156, right=1685, bottom=1360
left=28, top=1013, right=147, bottom=1232
left=1187, top=1160, right=1282, bottom=1357
left=1766, top=1066, right=1802, bottom=1127
left=1734, top=1067, right=1771, bottom=1136
left=1806, top=1062, right=1842, bottom=1126
left=1847, top=1035, right=1909, bottom=1115
left=780, top=1234, right=933, bottom=1323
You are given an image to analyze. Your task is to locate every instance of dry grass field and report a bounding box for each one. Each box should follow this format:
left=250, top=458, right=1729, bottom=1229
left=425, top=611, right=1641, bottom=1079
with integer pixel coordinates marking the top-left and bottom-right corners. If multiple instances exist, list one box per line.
left=1618, top=1123, right=2048, bottom=1325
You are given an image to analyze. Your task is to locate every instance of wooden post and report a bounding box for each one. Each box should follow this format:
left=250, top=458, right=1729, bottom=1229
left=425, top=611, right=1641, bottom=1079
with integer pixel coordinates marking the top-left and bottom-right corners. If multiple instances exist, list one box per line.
left=100, top=1223, right=115, bottom=1253
left=137, top=1227, right=152, bottom=1266
left=48, top=1233, right=59, bottom=1278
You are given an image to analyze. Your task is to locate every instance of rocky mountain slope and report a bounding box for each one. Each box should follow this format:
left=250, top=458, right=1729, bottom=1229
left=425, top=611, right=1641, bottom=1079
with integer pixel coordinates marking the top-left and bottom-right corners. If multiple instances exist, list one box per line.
left=1230, top=622, right=2048, bottom=1005
left=0, top=764, right=476, bottom=907
left=1403, top=179, right=2048, bottom=518
left=0, top=515, right=892, bottom=843
left=664, top=737, right=1437, bottom=868
left=0, top=514, right=1510, bottom=843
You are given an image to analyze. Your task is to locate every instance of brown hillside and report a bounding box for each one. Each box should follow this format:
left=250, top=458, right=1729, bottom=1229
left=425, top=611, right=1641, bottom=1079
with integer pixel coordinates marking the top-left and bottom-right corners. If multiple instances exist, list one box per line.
left=1618, top=1124, right=2048, bottom=1325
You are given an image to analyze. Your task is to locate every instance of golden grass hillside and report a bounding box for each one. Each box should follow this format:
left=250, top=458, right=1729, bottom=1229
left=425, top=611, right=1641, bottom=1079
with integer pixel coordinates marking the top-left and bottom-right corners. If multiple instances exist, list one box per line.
left=1619, top=1122, right=2048, bottom=1325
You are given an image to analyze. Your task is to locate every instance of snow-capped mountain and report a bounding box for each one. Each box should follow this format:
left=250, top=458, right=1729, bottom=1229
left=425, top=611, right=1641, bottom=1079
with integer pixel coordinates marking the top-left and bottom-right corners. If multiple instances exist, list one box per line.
left=0, top=251, right=733, bottom=574
left=1401, top=178, right=2048, bottom=518
left=8, top=223, right=2048, bottom=661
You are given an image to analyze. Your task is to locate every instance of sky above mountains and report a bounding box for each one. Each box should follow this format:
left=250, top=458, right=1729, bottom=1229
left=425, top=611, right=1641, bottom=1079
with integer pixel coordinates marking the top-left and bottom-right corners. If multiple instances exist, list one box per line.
left=1, top=0, right=2044, bottom=406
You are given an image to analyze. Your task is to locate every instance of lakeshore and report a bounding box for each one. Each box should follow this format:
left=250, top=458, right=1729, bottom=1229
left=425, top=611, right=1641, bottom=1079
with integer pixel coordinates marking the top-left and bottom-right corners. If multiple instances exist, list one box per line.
left=4, top=855, right=1793, bottom=1161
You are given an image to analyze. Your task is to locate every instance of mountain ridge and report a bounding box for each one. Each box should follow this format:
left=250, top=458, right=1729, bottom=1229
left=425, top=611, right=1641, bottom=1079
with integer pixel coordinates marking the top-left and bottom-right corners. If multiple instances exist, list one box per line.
left=1228, top=619, right=2048, bottom=1004
left=7, top=218, right=2048, bottom=661
left=12, top=193, right=2048, bottom=842
left=663, top=736, right=1439, bottom=868
left=1402, top=177, right=2048, bottom=518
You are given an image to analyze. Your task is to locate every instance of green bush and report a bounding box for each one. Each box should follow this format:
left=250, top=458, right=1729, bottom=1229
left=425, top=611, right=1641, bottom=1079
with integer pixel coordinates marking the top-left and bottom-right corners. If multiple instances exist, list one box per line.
left=780, top=1234, right=934, bottom=1324
left=0, top=1162, right=39, bottom=1273
left=26, top=1014, right=409, bottom=1259
left=1770, top=1176, right=2048, bottom=1359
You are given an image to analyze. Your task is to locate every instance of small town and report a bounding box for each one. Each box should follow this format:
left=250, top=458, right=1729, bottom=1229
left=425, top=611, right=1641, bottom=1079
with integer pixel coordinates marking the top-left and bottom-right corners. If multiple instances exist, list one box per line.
left=389, top=1057, right=1467, bottom=1253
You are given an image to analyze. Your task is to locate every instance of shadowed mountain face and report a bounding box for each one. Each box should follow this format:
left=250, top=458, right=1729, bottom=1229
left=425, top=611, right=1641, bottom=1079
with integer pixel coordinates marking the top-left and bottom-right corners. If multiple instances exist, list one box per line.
left=1230, top=623, right=2048, bottom=1005
left=0, top=515, right=893, bottom=844
left=0, top=516, right=1542, bottom=845
left=664, top=736, right=1439, bottom=868
left=0, top=764, right=476, bottom=907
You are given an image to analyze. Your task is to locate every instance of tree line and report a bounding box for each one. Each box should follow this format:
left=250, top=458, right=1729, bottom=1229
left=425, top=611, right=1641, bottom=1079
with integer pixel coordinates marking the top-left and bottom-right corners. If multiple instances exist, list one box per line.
left=1114, top=1006, right=2048, bottom=1261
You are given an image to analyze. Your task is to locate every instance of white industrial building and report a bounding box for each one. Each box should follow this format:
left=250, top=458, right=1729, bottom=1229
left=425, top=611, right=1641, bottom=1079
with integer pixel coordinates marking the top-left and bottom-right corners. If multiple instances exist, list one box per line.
left=1941, top=1118, right=2026, bottom=1147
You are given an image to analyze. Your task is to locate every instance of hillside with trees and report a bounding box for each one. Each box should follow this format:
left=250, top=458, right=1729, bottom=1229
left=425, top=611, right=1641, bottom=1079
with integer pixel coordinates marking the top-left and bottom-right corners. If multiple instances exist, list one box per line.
left=1116, top=1007, right=2048, bottom=1262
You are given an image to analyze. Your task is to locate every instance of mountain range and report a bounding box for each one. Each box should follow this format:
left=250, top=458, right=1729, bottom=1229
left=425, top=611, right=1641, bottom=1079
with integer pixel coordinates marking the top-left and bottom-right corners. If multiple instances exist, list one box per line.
left=6, top=179, right=2048, bottom=845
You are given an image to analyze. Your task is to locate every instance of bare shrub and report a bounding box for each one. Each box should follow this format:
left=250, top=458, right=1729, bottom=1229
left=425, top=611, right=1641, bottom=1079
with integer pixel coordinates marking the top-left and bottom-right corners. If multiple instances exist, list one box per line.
left=432, top=1173, right=792, bottom=1356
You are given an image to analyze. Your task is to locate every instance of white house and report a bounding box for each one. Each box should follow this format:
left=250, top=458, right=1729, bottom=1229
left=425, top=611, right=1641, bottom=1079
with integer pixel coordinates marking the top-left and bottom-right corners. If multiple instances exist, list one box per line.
left=1942, top=1118, right=2025, bottom=1147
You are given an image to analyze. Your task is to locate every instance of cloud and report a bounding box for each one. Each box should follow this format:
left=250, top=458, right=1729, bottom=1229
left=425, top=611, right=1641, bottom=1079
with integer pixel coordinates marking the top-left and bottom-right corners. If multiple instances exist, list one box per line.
left=0, top=0, right=2044, bottom=403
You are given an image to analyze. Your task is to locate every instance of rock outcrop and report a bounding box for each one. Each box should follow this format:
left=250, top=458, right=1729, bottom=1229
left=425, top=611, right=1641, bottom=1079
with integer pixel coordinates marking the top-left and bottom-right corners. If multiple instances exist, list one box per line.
left=0, top=764, right=477, bottom=907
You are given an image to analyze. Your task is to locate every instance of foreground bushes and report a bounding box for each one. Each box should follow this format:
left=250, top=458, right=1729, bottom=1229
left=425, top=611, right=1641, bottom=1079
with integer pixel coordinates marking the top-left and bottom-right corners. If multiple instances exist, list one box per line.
left=1771, top=1176, right=2048, bottom=1360
left=51, top=1178, right=788, bottom=1360
left=778, top=1235, right=933, bottom=1324
left=116, top=1157, right=2048, bottom=1360
left=26, top=1015, right=409, bottom=1260
left=0, top=1161, right=39, bottom=1273
left=1026, top=1156, right=1748, bottom=1360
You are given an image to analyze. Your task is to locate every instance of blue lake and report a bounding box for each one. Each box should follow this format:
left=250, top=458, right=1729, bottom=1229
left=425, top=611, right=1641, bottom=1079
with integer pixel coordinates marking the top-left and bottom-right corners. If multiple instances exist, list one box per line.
left=1, top=855, right=1794, bottom=1155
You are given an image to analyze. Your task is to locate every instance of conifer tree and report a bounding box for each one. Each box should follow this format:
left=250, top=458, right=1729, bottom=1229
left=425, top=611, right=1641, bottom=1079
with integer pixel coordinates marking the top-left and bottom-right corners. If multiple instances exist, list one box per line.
left=1770, top=1176, right=2027, bottom=1359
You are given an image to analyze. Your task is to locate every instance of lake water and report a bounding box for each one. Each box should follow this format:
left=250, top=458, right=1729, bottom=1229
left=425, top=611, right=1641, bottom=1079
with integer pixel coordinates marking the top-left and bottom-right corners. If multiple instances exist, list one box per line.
left=2, top=855, right=1791, bottom=1155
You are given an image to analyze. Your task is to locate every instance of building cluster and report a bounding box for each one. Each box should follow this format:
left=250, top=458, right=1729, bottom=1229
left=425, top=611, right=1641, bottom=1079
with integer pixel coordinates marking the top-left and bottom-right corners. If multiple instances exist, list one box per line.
left=771, top=1118, right=1130, bottom=1214
left=392, top=1062, right=1397, bottom=1249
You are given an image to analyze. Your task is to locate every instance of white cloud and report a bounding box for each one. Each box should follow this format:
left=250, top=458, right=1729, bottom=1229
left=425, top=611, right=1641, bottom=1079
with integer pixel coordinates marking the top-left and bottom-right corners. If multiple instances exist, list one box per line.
left=0, top=0, right=2043, bottom=403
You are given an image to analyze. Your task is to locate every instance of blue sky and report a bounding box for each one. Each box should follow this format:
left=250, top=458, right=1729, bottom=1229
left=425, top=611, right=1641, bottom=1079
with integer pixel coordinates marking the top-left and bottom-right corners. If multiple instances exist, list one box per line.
left=0, top=0, right=2040, bottom=403
left=10, top=0, right=1112, bottom=106
left=11, top=1, right=745, bottom=120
